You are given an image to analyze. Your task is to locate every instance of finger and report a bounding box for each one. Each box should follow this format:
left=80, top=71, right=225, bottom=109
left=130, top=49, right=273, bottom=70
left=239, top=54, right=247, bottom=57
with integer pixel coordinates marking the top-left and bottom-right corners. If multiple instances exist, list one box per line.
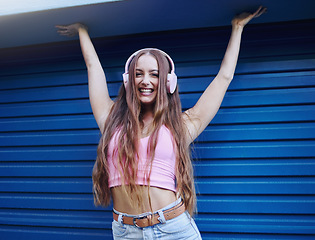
left=55, top=25, right=68, bottom=30
left=253, top=6, right=263, bottom=16
left=57, top=30, right=70, bottom=36
left=57, top=29, right=68, bottom=33
left=253, top=6, right=267, bottom=18
left=57, top=31, right=69, bottom=36
left=256, top=7, right=267, bottom=17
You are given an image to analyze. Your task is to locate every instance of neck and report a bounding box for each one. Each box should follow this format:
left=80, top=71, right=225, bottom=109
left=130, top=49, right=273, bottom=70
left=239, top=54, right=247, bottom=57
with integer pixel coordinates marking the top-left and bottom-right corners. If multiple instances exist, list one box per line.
left=141, top=102, right=155, bottom=113
left=140, top=101, right=155, bottom=118
left=140, top=108, right=154, bottom=137
left=140, top=110, right=153, bottom=124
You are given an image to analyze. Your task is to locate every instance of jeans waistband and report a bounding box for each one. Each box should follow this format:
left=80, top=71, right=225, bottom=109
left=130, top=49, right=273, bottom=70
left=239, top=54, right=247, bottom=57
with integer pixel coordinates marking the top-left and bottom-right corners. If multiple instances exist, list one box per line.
left=113, top=197, right=182, bottom=219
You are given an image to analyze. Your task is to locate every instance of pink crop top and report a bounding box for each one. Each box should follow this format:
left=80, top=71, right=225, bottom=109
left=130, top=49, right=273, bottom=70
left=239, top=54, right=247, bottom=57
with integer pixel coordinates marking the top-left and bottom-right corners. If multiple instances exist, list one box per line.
left=107, top=125, right=177, bottom=192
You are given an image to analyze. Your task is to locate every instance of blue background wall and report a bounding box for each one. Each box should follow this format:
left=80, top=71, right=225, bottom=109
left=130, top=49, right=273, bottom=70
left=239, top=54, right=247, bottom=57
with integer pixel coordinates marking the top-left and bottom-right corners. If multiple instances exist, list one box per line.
left=0, top=20, right=315, bottom=239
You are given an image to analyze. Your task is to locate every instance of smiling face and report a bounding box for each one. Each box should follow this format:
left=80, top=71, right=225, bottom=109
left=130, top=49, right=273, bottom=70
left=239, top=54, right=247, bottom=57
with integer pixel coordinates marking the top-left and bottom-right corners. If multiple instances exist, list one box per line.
left=134, top=53, right=159, bottom=109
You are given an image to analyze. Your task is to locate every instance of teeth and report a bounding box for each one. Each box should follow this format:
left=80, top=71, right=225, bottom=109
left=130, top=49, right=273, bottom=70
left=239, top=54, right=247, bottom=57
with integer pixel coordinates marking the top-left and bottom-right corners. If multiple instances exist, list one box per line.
left=140, top=89, right=153, bottom=93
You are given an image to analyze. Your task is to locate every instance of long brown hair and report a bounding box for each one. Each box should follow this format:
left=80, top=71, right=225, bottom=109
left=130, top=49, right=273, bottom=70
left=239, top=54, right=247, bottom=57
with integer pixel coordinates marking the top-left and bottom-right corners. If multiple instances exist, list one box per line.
left=92, top=49, right=196, bottom=215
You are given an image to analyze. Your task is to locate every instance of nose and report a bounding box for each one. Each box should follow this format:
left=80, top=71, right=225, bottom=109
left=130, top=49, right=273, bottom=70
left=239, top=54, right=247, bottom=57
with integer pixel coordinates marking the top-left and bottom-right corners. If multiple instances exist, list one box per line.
left=141, top=73, right=151, bottom=85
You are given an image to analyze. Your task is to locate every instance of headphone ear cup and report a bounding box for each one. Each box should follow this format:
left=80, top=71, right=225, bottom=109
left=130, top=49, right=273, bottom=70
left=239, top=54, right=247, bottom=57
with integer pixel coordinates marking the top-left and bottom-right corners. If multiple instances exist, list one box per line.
left=123, top=73, right=129, bottom=88
left=167, top=73, right=177, bottom=94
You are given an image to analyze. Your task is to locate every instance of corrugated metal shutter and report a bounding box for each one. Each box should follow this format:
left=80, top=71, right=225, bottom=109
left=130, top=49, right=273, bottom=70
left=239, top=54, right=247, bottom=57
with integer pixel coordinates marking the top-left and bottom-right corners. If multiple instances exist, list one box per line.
left=0, top=20, right=314, bottom=239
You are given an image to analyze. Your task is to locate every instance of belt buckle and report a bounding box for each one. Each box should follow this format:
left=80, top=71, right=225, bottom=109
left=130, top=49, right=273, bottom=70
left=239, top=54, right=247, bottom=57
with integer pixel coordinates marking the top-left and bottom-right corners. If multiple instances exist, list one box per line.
left=133, top=217, right=142, bottom=228
left=133, top=213, right=153, bottom=228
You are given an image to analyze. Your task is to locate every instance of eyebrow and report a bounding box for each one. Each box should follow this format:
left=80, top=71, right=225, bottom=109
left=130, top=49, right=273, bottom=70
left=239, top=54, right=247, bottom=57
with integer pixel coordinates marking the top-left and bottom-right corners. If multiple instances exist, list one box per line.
left=136, top=68, right=159, bottom=72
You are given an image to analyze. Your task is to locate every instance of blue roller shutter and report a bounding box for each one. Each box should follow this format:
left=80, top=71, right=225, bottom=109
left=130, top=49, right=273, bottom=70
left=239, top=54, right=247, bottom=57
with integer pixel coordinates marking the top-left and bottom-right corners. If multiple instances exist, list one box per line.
left=0, top=20, right=314, bottom=239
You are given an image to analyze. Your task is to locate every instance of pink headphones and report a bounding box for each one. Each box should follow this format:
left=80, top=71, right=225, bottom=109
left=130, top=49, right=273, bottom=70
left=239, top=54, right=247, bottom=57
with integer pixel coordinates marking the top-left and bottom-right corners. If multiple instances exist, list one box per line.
left=122, top=48, right=177, bottom=94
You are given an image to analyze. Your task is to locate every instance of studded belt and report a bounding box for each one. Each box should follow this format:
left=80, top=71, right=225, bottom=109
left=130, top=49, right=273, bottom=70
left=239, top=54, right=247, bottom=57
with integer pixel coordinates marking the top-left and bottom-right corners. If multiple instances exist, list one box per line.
left=113, top=200, right=186, bottom=228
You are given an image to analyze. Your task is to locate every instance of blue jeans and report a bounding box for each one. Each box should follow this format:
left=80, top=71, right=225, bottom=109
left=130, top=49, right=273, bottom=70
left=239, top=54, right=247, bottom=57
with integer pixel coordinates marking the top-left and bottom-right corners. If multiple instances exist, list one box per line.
left=112, top=198, right=202, bottom=239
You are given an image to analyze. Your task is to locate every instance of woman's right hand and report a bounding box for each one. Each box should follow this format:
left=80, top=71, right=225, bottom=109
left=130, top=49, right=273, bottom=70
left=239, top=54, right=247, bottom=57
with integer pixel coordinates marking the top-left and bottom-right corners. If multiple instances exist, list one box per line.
left=56, top=23, right=88, bottom=37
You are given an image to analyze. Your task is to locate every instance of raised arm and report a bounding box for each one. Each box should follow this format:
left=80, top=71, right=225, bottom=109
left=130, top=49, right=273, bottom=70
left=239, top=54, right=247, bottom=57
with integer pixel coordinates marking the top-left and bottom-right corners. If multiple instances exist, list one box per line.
left=183, top=6, right=266, bottom=143
left=56, top=23, right=114, bottom=133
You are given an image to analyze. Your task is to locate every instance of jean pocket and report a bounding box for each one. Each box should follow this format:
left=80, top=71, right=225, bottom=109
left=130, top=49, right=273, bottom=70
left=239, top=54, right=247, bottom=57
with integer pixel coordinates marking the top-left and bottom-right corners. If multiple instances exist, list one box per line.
left=156, top=211, right=191, bottom=234
left=112, top=220, right=129, bottom=237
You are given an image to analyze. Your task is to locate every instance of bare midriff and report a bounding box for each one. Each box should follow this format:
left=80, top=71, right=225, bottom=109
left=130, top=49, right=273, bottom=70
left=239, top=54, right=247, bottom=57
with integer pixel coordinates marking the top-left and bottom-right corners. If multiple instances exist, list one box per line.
left=111, top=186, right=177, bottom=215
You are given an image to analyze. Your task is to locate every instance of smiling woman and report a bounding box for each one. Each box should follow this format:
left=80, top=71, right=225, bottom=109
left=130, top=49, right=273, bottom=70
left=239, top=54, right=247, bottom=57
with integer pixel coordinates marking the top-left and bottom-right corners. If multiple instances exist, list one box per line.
left=0, top=0, right=121, bottom=16
left=54, top=7, right=267, bottom=239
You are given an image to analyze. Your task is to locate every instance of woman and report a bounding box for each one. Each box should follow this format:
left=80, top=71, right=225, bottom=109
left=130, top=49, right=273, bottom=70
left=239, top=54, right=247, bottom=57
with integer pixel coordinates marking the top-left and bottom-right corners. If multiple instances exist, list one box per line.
left=56, top=6, right=266, bottom=239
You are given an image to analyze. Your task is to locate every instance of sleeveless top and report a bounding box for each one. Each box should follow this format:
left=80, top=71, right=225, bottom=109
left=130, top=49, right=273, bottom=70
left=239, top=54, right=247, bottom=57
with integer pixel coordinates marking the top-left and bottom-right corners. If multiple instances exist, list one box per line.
left=107, top=125, right=177, bottom=192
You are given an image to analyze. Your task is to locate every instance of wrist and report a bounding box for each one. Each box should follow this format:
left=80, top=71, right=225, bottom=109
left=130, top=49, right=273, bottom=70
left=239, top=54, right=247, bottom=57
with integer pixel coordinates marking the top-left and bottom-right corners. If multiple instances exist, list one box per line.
left=232, top=24, right=244, bottom=32
left=77, top=23, right=88, bottom=32
left=78, top=27, right=88, bottom=36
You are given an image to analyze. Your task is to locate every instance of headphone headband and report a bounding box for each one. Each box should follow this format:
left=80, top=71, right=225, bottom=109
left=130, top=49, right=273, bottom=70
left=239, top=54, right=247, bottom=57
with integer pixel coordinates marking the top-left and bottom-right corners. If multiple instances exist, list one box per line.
left=122, top=48, right=177, bottom=94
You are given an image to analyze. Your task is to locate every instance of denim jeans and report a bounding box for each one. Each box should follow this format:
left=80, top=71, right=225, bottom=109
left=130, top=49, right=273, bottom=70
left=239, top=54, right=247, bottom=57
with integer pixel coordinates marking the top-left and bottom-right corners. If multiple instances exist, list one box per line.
left=112, top=198, right=202, bottom=239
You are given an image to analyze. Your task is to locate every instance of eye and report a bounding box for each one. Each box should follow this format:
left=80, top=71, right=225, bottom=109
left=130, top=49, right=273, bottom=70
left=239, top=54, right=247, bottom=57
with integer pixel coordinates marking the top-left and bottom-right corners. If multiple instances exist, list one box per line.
left=136, top=72, right=143, bottom=77
left=151, top=73, right=159, bottom=78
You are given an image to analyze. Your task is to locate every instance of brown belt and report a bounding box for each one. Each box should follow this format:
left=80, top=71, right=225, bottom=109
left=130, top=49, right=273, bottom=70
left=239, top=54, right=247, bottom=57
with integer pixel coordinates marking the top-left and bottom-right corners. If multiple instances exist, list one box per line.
left=113, top=200, right=185, bottom=228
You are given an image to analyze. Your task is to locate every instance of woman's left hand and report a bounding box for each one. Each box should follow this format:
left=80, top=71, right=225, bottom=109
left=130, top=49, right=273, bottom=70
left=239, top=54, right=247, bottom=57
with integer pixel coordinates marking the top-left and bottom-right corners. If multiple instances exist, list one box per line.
left=232, top=6, right=267, bottom=28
